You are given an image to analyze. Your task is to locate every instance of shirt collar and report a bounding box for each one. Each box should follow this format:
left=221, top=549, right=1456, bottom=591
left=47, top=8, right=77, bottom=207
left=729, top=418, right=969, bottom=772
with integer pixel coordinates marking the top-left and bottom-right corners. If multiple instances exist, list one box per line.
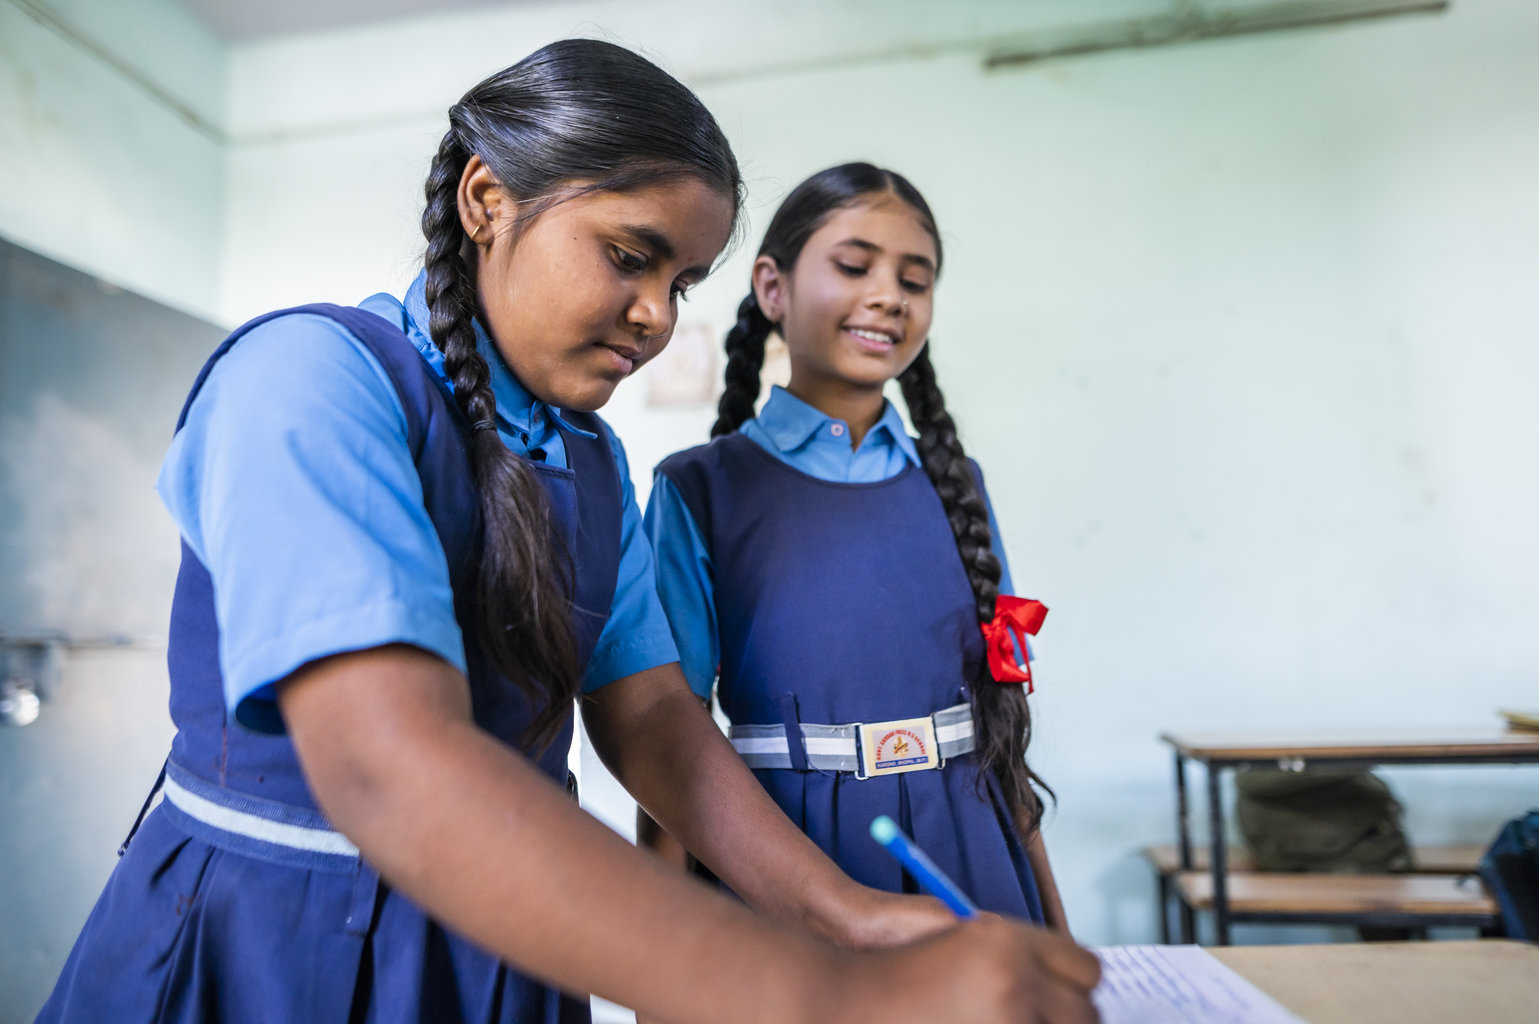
left=756, top=385, right=920, bottom=466
left=395, top=271, right=595, bottom=440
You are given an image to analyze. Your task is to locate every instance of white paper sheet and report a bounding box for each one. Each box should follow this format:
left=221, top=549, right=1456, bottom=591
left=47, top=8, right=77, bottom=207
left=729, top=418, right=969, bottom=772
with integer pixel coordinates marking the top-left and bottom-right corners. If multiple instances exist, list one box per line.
left=1094, top=945, right=1309, bottom=1024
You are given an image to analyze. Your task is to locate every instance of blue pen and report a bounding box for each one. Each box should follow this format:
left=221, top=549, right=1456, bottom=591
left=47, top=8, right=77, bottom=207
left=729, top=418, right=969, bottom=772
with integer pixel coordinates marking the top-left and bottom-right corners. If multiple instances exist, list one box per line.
left=869, top=815, right=978, bottom=918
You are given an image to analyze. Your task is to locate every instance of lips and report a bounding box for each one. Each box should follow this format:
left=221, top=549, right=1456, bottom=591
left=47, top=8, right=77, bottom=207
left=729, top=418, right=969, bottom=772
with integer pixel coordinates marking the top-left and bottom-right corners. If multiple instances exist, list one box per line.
left=596, top=341, right=641, bottom=375
left=843, top=325, right=901, bottom=352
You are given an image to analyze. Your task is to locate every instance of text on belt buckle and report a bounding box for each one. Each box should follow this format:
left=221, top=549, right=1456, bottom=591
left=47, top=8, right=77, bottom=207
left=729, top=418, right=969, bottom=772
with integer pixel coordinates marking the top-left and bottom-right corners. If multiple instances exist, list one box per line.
left=857, top=717, right=940, bottom=778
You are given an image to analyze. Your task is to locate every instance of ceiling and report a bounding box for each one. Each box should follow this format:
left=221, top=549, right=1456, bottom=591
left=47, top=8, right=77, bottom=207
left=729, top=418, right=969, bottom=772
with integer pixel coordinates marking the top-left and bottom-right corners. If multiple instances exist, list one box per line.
left=169, top=0, right=568, bottom=42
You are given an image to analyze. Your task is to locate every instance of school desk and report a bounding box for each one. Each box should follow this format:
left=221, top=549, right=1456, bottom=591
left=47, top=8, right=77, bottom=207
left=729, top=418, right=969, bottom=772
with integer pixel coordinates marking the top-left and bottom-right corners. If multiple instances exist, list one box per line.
left=1211, top=939, right=1539, bottom=1023
left=1159, top=728, right=1539, bottom=944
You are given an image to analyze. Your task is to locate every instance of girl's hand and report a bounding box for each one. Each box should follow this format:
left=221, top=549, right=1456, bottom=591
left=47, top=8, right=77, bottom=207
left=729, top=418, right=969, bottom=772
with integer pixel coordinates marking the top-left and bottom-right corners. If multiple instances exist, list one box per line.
left=827, top=914, right=1102, bottom=1024
left=642, top=914, right=1098, bottom=1024
left=815, top=885, right=958, bottom=949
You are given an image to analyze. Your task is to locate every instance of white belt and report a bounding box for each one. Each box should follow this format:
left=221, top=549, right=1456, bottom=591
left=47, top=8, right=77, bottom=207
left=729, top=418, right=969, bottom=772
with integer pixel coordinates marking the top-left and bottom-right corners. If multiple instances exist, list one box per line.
left=163, top=775, right=359, bottom=858
left=158, top=760, right=360, bottom=873
left=729, top=703, right=974, bottom=780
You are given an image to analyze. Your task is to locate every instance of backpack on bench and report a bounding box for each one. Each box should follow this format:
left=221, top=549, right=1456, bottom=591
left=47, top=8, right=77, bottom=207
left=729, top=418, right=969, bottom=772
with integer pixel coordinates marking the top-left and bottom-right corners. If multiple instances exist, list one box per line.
left=1478, top=809, right=1539, bottom=940
left=1235, top=769, right=1413, bottom=873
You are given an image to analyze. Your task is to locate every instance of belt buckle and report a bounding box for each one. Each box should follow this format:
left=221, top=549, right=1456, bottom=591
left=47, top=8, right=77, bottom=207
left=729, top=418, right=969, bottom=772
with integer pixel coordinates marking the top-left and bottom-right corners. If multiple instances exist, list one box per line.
left=856, top=716, right=941, bottom=779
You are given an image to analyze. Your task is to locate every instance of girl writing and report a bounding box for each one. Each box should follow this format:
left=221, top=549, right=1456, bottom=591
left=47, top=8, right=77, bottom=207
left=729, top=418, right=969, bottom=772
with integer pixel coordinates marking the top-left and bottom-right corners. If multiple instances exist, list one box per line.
left=647, top=162, right=1070, bottom=930
left=38, top=47, right=1095, bottom=1024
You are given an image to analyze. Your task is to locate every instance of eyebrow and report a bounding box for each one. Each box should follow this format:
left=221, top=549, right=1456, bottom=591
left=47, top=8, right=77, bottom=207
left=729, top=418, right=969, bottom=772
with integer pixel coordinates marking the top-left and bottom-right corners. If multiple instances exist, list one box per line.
left=619, top=225, right=713, bottom=279
left=833, top=237, right=936, bottom=273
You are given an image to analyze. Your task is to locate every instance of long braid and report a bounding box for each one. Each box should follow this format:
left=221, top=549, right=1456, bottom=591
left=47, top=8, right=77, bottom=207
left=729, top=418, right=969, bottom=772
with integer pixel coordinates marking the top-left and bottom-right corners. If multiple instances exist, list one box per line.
left=421, top=132, right=577, bottom=750
left=714, top=163, right=1050, bottom=832
left=710, top=293, right=773, bottom=438
left=898, top=347, right=1052, bottom=835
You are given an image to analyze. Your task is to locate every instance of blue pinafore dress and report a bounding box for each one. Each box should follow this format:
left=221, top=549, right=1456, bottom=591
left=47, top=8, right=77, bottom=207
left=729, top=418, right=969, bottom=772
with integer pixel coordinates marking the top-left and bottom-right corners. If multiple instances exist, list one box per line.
left=656, top=434, right=1044, bottom=922
left=38, top=305, right=621, bottom=1024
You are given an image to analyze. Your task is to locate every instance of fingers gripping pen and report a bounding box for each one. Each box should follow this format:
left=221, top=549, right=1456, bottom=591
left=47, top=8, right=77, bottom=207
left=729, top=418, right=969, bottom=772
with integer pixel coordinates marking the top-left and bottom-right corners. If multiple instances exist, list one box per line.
left=869, top=815, right=978, bottom=919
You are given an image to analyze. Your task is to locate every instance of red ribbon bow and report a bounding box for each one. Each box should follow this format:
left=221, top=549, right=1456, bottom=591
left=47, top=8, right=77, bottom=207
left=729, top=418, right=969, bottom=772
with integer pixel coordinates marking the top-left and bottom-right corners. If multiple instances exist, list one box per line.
left=980, top=596, right=1048, bottom=692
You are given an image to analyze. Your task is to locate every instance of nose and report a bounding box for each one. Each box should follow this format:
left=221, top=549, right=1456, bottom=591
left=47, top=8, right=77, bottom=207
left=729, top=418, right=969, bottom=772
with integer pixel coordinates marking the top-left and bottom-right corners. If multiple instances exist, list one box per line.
left=627, top=286, right=674, bottom=340
left=865, top=277, right=905, bottom=316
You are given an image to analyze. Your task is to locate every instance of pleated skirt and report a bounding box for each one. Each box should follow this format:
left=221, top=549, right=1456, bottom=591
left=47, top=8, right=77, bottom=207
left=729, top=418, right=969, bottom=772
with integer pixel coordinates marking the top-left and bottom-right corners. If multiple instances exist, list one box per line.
left=36, top=808, right=589, bottom=1024
left=754, top=754, right=1045, bottom=923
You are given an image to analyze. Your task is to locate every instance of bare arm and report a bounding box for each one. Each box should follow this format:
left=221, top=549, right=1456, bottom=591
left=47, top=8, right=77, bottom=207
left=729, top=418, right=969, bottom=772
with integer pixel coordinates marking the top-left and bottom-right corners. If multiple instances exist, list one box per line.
left=584, top=661, right=957, bottom=948
left=1027, top=830, right=1071, bottom=936
left=280, top=645, right=1101, bottom=1023
left=635, top=796, right=702, bottom=1024
left=635, top=696, right=707, bottom=876
left=281, top=645, right=835, bottom=1021
left=636, top=805, right=695, bottom=869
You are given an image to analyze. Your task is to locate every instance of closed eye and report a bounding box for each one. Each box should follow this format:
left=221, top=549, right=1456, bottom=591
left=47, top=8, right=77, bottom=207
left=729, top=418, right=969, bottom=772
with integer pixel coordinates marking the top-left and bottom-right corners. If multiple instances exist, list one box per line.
left=835, top=262, right=868, bottom=277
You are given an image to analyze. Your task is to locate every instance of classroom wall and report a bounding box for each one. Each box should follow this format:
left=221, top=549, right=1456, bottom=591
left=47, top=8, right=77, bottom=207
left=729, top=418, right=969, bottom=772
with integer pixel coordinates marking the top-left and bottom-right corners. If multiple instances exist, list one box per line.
left=2, top=2, right=1537, bottom=1011
left=212, top=0, right=1539, bottom=948
left=1, top=5, right=227, bottom=1015
left=0, top=239, right=224, bottom=637
left=0, top=0, right=225, bottom=319
left=0, top=237, right=226, bottom=1021
left=0, top=648, right=174, bottom=1020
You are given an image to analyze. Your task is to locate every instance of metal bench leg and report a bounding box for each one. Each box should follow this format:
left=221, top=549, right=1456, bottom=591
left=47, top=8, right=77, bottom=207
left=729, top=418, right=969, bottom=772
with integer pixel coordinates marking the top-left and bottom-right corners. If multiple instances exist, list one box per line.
left=1156, top=873, right=1172, bottom=944
left=1209, top=766, right=1231, bottom=945
left=1171, top=749, right=1198, bottom=944
left=1178, top=896, right=1196, bottom=944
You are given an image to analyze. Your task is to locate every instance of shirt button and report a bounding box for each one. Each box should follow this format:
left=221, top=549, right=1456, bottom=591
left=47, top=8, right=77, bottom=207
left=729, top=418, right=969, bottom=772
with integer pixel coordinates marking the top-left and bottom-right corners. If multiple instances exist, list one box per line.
left=830, top=423, right=846, bottom=437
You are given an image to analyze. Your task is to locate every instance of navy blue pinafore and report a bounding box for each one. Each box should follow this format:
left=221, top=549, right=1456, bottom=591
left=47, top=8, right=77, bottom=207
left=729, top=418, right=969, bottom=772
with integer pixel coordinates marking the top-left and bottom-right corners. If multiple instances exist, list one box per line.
left=657, top=434, right=1044, bottom=922
left=38, top=305, right=621, bottom=1024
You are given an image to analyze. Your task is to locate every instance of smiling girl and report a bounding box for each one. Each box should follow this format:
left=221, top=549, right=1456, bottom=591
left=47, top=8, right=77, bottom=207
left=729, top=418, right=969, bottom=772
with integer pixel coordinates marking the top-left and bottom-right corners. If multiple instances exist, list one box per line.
left=647, top=162, right=1070, bottom=931
left=36, top=51, right=1096, bottom=1024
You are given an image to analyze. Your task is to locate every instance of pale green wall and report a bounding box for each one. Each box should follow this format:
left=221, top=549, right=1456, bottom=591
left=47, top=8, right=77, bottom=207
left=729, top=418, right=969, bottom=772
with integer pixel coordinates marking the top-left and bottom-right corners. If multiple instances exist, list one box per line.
left=213, top=0, right=1539, bottom=949
left=0, top=0, right=225, bottom=318
left=3, top=4, right=1538, bottom=1015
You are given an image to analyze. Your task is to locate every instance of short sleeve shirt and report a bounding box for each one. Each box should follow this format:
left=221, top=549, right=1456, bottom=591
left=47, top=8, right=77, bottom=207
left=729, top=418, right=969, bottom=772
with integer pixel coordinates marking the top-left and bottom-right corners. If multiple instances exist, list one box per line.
left=643, top=386, right=1020, bottom=699
left=157, top=272, right=679, bottom=728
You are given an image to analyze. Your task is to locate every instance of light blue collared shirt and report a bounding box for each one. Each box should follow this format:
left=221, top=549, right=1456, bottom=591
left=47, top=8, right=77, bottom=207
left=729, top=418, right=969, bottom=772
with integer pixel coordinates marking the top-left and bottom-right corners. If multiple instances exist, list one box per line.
left=158, top=272, right=678, bottom=728
left=643, top=386, right=1017, bottom=698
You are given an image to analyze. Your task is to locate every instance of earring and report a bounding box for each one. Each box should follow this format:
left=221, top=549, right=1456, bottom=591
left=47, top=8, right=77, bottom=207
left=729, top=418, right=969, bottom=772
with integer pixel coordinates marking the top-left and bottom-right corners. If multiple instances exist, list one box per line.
left=468, top=223, right=482, bottom=245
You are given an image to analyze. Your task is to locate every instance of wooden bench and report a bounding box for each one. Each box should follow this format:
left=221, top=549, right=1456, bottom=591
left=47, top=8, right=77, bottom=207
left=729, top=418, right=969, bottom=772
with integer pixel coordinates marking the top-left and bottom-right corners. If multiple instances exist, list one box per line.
left=1172, top=871, right=1498, bottom=925
left=1143, top=844, right=1485, bottom=876
left=1142, top=845, right=1498, bottom=942
left=1159, top=728, right=1539, bottom=944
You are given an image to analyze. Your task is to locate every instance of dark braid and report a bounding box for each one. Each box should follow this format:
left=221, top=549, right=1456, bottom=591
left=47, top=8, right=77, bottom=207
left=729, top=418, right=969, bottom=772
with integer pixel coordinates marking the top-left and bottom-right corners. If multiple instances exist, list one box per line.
left=420, top=41, right=742, bottom=751
left=898, top=349, right=1052, bottom=835
left=421, top=132, right=576, bottom=751
left=719, top=161, right=1050, bottom=833
left=711, top=294, right=773, bottom=438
